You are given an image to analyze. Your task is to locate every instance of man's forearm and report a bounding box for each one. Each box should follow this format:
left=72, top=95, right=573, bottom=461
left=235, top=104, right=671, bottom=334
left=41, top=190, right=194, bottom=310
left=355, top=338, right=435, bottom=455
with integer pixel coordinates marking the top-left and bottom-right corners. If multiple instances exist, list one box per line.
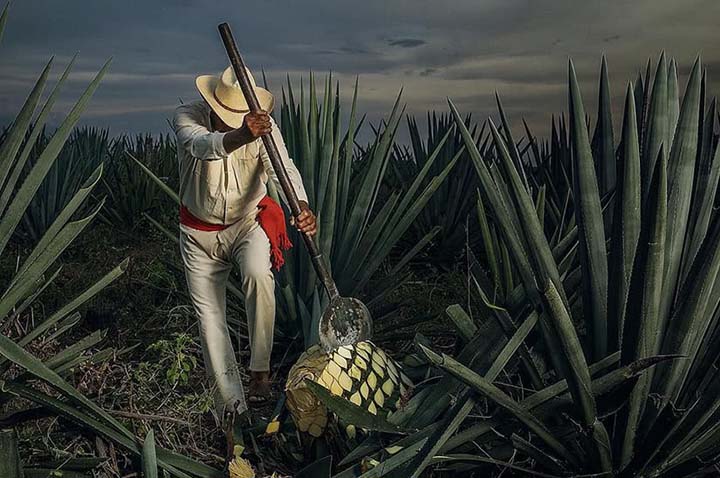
left=222, top=126, right=255, bottom=154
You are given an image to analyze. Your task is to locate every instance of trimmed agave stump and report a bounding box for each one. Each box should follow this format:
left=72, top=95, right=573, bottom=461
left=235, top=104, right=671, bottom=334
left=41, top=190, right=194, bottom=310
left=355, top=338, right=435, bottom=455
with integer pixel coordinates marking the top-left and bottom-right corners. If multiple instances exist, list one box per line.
left=285, top=341, right=412, bottom=437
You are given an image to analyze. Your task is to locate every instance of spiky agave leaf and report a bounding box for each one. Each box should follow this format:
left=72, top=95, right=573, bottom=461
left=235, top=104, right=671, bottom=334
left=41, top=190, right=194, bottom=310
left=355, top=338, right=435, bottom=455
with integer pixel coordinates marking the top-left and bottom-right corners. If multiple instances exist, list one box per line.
left=591, top=55, right=616, bottom=195
left=641, top=53, right=668, bottom=200
left=656, top=56, right=703, bottom=346
left=607, top=83, right=642, bottom=351
left=616, top=145, right=667, bottom=469
left=0, top=58, right=52, bottom=196
left=0, top=429, right=21, bottom=478
left=143, top=430, right=159, bottom=478
left=0, top=55, right=77, bottom=218
left=667, top=58, right=680, bottom=150
left=683, top=99, right=720, bottom=275
left=568, top=59, right=609, bottom=363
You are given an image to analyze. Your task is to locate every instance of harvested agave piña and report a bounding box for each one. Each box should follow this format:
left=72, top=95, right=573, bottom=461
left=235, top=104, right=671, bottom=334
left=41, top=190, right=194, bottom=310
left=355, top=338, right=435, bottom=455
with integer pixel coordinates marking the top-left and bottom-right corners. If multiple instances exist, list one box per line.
left=285, top=341, right=412, bottom=437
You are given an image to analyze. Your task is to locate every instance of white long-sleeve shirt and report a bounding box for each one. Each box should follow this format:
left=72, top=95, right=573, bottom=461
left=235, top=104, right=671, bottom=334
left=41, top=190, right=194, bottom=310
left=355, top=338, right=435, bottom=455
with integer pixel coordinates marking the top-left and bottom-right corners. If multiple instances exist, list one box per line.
left=172, top=100, right=308, bottom=225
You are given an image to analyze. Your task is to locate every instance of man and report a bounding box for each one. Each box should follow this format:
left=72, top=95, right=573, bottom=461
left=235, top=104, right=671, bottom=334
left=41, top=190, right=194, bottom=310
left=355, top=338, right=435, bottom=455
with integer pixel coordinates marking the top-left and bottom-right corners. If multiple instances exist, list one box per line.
left=172, top=66, right=316, bottom=422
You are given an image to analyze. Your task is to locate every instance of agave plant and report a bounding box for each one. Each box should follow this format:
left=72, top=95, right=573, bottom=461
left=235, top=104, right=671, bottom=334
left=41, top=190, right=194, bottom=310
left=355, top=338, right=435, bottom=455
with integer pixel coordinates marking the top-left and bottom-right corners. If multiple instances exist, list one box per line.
left=101, top=132, right=178, bottom=229
left=387, top=113, right=482, bottom=268
left=323, top=54, right=720, bottom=478
left=0, top=4, right=223, bottom=477
left=20, top=126, right=109, bottom=242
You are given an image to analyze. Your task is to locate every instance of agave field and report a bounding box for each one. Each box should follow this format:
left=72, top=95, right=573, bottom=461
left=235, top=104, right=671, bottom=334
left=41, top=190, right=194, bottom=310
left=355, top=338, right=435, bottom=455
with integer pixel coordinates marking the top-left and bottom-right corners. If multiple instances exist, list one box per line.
left=2, top=2, right=720, bottom=477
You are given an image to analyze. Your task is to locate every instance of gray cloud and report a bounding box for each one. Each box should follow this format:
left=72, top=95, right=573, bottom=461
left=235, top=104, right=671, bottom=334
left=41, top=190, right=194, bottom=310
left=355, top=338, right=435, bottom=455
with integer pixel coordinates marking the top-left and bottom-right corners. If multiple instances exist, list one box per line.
left=0, top=0, right=718, bottom=141
left=388, top=39, right=427, bottom=48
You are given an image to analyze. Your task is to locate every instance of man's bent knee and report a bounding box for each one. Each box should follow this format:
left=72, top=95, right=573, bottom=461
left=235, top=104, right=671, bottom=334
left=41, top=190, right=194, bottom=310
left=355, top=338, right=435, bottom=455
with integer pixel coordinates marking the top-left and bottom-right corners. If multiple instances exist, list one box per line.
left=242, top=265, right=274, bottom=288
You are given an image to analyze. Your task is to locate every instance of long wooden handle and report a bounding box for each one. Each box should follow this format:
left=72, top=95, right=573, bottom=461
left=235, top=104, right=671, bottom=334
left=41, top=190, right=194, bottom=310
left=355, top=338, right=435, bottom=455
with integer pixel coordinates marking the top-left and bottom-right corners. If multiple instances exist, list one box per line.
left=217, top=22, right=339, bottom=300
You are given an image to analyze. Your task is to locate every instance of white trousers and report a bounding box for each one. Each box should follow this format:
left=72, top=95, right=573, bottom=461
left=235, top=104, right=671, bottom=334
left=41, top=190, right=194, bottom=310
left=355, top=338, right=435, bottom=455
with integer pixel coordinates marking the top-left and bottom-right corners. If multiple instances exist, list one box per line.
left=179, top=214, right=276, bottom=416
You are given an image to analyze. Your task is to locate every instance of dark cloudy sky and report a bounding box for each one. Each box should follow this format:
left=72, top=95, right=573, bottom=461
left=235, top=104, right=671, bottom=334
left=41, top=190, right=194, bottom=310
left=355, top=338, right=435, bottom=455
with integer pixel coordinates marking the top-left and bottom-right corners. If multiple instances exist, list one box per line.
left=0, top=0, right=718, bottom=140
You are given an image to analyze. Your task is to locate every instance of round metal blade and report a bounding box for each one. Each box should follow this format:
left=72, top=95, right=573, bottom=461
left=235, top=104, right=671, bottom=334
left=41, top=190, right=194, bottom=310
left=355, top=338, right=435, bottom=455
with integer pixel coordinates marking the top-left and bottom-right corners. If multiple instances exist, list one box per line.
left=318, top=297, right=373, bottom=352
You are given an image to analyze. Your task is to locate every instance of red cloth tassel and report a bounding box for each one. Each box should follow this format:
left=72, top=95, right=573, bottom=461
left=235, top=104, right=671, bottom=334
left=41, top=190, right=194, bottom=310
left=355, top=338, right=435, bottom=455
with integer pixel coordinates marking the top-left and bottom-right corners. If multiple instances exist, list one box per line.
left=256, top=195, right=293, bottom=271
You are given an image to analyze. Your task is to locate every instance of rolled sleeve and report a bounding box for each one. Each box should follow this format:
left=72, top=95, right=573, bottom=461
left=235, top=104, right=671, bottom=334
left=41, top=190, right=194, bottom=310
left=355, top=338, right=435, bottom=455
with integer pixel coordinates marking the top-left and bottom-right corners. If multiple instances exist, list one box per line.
left=210, top=130, right=228, bottom=157
left=259, top=117, right=309, bottom=206
left=173, top=104, right=229, bottom=161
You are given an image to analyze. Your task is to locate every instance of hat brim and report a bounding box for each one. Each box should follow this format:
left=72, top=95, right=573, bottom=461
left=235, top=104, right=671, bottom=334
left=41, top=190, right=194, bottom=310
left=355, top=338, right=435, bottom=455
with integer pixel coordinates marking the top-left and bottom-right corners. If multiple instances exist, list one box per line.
left=195, top=75, right=275, bottom=129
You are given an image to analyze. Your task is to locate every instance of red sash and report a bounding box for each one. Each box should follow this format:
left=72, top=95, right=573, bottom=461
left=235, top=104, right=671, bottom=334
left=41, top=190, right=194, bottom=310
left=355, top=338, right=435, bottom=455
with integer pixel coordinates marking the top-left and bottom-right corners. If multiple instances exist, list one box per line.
left=179, top=205, right=228, bottom=231
left=180, top=196, right=292, bottom=270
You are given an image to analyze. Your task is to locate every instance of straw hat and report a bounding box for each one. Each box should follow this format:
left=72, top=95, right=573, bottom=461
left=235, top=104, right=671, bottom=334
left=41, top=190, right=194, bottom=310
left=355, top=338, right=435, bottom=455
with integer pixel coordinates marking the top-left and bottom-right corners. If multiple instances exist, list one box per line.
left=195, top=66, right=274, bottom=129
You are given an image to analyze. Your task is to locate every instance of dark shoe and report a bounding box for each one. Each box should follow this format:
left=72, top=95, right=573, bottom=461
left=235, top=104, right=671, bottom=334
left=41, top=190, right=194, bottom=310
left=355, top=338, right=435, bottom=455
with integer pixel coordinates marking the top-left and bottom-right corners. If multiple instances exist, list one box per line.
left=248, top=371, right=272, bottom=404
